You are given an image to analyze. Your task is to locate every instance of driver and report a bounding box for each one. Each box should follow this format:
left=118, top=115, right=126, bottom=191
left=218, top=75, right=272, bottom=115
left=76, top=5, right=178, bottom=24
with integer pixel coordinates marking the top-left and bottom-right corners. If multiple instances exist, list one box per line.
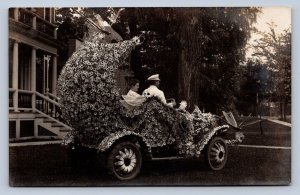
left=142, top=74, right=167, bottom=105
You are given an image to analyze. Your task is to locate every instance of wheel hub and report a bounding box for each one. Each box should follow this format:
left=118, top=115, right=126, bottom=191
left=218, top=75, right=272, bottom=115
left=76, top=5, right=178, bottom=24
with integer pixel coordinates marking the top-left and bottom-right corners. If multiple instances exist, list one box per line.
left=218, top=151, right=224, bottom=159
left=210, top=142, right=225, bottom=164
left=114, top=148, right=137, bottom=174
left=124, top=158, right=131, bottom=166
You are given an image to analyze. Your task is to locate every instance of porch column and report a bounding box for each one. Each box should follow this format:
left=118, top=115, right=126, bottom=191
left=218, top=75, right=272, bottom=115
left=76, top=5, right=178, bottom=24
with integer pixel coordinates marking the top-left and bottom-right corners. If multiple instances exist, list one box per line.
left=30, top=8, right=37, bottom=29
left=54, top=28, right=57, bottom=39
left=43, top=8, right=46, bottom=20
left=53, top=8, right=56, bottom=23
left=16, top=119, right=20, bottom=139
left=32, top=15, right=36, bottom=29
left=44, top=55, right=51, bottom=94
left=12, top=40, right=19, bottom=112
left=51, top=55, right=57, bottom=96
left=31, top=47, right=37, bottom=111
left=49, top=8, right=52, bottom=23
left=14, top=8, right=19, bottom=21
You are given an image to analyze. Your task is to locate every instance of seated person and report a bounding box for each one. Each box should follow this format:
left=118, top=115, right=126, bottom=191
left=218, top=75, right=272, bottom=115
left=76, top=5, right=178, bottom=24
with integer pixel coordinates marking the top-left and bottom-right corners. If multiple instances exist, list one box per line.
left=177, top=101, right=193, bottom=120
left=167, top=98, right=176, bottom=108
left=176, top=100, right=194, bottom=135
left=142, top=74, right=167, bottom=105
left=120, top=79, right=146, bottom=111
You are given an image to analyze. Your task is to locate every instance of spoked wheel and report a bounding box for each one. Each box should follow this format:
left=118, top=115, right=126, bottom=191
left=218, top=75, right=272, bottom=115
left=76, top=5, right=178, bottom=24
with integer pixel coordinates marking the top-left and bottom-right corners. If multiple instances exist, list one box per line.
left=205, top=137, right=228, bottom=171
left=107, top=141, right=142, bottom=180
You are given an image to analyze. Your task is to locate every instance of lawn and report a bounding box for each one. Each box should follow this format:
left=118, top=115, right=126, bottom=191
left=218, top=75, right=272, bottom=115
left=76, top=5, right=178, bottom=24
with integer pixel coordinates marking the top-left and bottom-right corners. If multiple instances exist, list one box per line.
left=9, top=119, right=291, bottom=186
left=241, top=119, right=291, bottom=147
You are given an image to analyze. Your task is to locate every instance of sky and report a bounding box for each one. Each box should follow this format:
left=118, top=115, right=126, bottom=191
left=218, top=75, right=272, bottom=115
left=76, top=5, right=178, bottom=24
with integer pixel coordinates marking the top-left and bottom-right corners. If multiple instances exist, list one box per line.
left=254, top=7, right=291, bottom=32
left=246, top=7, right=291, bottom=59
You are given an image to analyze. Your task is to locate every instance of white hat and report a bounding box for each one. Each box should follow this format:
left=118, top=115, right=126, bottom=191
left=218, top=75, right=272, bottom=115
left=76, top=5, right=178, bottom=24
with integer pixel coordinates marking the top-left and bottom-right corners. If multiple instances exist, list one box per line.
left=147, top=74, right=160, bottom=81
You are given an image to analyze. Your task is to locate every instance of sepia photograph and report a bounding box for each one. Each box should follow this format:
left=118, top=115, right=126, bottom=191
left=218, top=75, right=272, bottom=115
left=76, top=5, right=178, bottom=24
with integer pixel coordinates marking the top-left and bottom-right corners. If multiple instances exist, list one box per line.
left=8, top=7, right=291, bottom=186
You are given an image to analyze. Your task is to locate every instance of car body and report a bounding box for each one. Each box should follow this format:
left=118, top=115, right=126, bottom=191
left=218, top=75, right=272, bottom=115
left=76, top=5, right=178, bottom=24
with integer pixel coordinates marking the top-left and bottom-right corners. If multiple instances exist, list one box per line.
left=62, top=98, right=243, bottom=180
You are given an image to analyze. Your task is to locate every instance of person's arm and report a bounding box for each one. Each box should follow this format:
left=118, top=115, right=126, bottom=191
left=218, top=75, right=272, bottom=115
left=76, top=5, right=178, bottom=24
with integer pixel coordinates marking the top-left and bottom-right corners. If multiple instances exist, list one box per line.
left=159, top=91, right=167, bottom=104
left=142, top=89, right=151, bottom=98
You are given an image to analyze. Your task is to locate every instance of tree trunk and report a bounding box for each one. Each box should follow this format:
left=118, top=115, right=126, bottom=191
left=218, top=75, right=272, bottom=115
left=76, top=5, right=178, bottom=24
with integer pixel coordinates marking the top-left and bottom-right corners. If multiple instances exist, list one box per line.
left=280, top=101, right=283, bottom=119
left=177, top=11, right=202, bottom=109
left=178, top=51, right=192, bottom=104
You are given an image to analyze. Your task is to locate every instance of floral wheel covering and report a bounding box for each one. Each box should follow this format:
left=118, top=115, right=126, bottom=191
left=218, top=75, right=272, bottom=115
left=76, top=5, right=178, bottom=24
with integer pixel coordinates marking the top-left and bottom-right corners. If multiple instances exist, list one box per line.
left=107, top=141, right=142, bottom=180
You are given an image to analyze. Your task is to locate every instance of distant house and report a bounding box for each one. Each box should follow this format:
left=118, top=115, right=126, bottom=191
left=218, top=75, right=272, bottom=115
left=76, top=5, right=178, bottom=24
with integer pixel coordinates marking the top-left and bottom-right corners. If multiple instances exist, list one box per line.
left=8, top=8, right=134, bottom=141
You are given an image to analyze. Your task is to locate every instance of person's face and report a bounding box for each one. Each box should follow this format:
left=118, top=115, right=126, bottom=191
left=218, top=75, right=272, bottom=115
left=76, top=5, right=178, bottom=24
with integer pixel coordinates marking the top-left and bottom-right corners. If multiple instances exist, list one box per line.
left=155, top=80, right=160, bottom=87
left=131, top=82, right=139, bottom=92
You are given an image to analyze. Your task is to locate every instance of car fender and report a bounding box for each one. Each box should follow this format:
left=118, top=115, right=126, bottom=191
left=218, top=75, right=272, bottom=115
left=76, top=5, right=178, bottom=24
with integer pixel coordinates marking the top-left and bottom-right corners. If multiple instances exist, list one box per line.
left=197, top=125, right=229, bottom=153
left=97, top=130, right=152, bottom=155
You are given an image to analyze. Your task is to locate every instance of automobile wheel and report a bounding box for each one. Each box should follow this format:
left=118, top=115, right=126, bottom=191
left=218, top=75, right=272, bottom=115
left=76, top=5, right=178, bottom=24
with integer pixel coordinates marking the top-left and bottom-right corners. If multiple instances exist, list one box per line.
left=107, top=141, right=142, bottom=180
left=205, top=137, right=228, bottom=171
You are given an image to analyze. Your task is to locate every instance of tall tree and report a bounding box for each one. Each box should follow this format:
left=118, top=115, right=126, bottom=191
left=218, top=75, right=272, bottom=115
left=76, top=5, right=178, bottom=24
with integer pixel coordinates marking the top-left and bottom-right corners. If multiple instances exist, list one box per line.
left=56, top=7, right=260, bottom=114
left=252, top=23, right=291, bottom=120
left=179, top=8, right=260, bottom=113
left=116, top=8, right=260, bottom=113
left=237, top=59, right=276, bottom=116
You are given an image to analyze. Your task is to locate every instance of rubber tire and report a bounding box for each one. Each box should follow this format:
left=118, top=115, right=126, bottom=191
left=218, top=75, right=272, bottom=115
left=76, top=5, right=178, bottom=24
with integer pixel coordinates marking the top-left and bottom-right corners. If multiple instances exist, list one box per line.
left=205, top=137, right=228, bottom=171
left=107, top=141, right=142, bottom=180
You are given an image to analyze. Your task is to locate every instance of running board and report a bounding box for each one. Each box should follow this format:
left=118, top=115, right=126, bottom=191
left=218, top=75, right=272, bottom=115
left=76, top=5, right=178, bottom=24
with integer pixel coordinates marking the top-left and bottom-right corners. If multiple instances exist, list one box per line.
left=151, top=156, right=184, bottom=161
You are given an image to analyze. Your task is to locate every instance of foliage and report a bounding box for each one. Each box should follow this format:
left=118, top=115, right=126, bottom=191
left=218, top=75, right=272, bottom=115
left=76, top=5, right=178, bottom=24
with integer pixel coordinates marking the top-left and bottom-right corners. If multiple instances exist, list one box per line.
left=112, top=8, right=180, bottom=98
left=251, top=23, right=291, bottom=119
left=56, top=8, right=87, bottom=41
left=56, top=8, right=124, bottom=40
left=175, top=8, right=260, bottom=113
left=113, top=8, right=260, bottom=113
left=237, top=59, right=276, bottom=116
left=56, top=7, right=260, bottom=115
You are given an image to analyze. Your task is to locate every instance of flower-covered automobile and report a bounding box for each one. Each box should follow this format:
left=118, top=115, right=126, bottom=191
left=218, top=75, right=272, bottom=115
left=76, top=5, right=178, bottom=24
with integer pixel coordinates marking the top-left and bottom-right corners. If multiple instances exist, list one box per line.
left=57, top=33, right=244, bottom=180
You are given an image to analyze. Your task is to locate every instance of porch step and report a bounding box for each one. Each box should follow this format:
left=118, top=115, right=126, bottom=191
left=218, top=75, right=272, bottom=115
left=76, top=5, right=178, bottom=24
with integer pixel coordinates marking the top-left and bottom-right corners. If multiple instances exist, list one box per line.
left=36, top=114, right=71, bottom=138
left=52, top=123, right=64, bottom=127
left=44, top=118, right=55, bottom=123
left=60, top=128, right=70, bottom=132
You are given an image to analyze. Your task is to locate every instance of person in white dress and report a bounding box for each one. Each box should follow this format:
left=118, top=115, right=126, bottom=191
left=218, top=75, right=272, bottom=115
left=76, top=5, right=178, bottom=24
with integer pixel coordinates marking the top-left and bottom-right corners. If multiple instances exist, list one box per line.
left=121, top=79, right=146, bottom=110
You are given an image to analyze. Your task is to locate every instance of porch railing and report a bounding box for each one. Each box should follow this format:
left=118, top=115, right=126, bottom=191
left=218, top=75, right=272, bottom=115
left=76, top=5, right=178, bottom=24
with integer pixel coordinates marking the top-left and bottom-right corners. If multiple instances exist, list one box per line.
left=18, top=89, right=34, bottom=109
left=10, top=8, right=57, bottom=39
left=9, top=88, right=69, bottom=129
left=35, top=91, right=60, bottom=119
left=45, top=92, right=60, bottom=103
left=36, top=16, right=57, bottom=38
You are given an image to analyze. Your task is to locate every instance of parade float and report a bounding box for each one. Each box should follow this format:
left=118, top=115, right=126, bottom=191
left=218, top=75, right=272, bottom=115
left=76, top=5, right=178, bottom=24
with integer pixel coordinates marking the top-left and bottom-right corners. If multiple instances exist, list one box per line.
left=57, top=27, right=244, bottom=180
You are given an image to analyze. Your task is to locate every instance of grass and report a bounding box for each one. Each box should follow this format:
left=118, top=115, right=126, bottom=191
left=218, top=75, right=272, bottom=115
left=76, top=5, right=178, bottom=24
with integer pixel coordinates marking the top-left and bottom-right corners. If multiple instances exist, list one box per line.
left=9, top=119, right=291, bottom=186
left=9, top=144, right=291, bottom=186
